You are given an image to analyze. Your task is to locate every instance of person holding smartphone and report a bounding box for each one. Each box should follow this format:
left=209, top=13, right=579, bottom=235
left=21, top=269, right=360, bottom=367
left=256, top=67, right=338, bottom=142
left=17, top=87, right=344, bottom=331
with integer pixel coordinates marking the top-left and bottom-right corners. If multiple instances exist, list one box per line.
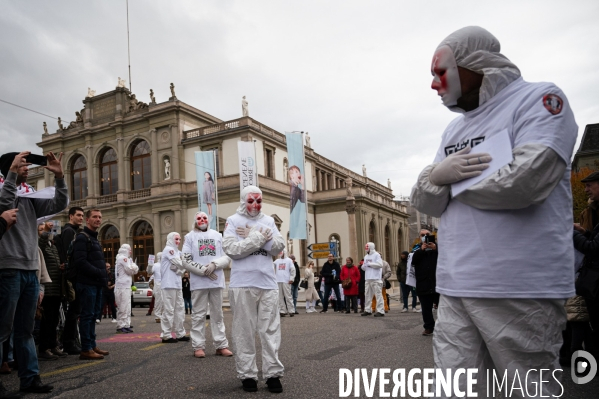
left=410, top=229, right=439, bottom=336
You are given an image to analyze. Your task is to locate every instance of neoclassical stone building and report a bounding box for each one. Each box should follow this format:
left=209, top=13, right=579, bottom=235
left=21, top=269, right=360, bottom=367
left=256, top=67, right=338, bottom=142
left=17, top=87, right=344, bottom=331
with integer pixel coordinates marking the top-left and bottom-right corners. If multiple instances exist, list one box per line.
left=29, top=86, right=409, bottom=275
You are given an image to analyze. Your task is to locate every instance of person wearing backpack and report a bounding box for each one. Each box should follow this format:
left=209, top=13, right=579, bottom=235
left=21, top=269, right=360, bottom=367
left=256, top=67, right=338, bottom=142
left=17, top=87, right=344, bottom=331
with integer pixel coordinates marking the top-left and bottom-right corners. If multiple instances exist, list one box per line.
left=71, top=209, right=109, bottom=360
left=56, top=206, right=84, bottom=355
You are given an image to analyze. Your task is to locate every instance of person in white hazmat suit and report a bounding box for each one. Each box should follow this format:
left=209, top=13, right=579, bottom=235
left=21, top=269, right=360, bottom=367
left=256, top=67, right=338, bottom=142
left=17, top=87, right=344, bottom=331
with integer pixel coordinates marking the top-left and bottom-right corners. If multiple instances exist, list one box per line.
left=151, top=252, right=163, bottom=324
left=222, top=186, right=286, bottom=393
left=361, top=242, right=384, bottom=317
left=181, top=211, right=233, bottom=358
left=159, top=232, right=190, bottom=343
left=114, top=244, right=139, bottom=333
left=411, top=26, right=577, bottom=396
left=274, top=250, right=296, bottom=317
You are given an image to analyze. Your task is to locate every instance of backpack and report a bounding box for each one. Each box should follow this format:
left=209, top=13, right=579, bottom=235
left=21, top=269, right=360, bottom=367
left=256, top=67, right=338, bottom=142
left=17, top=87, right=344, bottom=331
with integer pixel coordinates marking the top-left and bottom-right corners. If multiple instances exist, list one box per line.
left=65, top=231, right=92, bottom=283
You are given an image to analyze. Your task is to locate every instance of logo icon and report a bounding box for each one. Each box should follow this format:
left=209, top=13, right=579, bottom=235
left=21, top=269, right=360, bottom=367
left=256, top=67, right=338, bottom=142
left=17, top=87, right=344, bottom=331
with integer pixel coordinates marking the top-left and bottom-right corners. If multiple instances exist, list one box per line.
left=248, top=157, right=255, bottom=167
left=542, top=93, right=563, bottom=115
left=571, top=350, right=597, bottom=384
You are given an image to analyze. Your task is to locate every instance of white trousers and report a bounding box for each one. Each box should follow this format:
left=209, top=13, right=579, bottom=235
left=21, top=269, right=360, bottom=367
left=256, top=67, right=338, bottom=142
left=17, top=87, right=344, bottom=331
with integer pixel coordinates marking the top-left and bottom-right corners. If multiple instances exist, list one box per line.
left=364, top=280, right=384, bottom=314
left=190, top=288, right=228, bottom=351
left=115, top=287, right=132, bottom=329
left=277, top=282, right=295, bottom=314
left=153, top=281, right=163, bottom=320
left=433, top=295, right=566, bottom=398
left=229, top=288, right=284, bottom=381
left=160, top=288, right=187, bottom=339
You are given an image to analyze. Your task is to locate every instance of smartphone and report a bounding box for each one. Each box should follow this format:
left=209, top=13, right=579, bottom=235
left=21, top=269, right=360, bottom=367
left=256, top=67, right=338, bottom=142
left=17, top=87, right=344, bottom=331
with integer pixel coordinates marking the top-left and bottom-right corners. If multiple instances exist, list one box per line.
left=425, top=235, right=436, bottom=244
left=27, top=154, right=47, bottom=166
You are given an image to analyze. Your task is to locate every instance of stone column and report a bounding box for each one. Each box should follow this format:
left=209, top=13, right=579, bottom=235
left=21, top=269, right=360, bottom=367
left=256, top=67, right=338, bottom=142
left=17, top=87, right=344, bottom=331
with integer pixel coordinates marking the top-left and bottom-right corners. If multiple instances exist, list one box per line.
left=170, top=125, right=180, bottom=180
left=116, top=133, right=126, bottom=192
left=119, top=217, right=128, bottom=247
left=153, top=211, right=161, bottom=254
left=150, top=129, right=158, bottom=184
left=174, top=209, right=182, bottom=235
left=346, top=198, right=358, bottom=263
left=85, top=142, right=96, bottom=197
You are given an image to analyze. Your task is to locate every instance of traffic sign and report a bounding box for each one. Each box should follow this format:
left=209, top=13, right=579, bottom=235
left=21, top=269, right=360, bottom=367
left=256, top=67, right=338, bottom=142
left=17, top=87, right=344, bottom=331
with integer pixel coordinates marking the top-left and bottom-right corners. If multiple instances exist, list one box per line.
left=308, top=251, right=330, bottom=259
left=307, top=243, right=330, bottom=251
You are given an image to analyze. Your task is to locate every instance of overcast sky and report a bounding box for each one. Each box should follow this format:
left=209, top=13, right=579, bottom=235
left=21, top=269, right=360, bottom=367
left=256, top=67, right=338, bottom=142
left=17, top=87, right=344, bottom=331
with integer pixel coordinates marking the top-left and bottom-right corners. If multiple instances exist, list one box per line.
left=1, top=0, right=598, bottom=197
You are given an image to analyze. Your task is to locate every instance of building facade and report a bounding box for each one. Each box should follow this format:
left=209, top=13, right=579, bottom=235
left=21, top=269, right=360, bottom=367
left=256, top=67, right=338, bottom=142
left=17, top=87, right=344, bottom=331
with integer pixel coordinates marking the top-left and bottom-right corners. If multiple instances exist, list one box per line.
left=30, top=87, right=409, bottom=276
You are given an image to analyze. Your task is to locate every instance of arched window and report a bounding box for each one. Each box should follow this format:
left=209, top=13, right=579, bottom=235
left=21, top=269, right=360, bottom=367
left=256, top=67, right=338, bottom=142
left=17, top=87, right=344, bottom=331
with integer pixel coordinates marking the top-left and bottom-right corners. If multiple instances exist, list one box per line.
left=329, top=233, right=341, bottom=261
left=71, top=155, right=87, bottom=201
left=397, top=228, right=403, bottom=254
left=131, top=140, right=151, bottom=190
left=132, top=221, right=154, bottom=271
left=100, top=148, right=118, bottom=195
left=369, top=220, right=376, bottom=244
left=101, top=225, right=120, bottom=268
left=384, top=225, right=391, bottom=261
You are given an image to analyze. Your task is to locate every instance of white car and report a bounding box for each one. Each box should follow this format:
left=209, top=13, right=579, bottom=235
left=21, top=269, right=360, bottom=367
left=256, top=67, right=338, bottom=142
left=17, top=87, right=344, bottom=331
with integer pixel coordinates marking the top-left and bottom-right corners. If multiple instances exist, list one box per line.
left=132, top=282, right=153, bottom=307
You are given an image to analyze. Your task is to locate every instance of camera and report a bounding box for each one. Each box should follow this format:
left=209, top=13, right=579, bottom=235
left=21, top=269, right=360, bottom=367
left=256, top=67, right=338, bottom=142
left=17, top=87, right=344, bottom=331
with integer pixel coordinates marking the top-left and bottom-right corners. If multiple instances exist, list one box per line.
left=424, top=235, right=435, bottom=245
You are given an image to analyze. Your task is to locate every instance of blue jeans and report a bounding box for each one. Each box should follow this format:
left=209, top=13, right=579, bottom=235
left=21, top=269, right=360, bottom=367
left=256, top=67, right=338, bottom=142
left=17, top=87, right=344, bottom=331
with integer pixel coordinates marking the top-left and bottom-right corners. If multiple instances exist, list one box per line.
left=291, top=284, right=299, bottom=311
left=76, top=283, right=103, bottom=351
left=184, top=297, right=192, bottom=312
left=0, top=269, right=40, bottom=388
left=400, top=282, right=417, bottom=309
left=323, top=284, right=342, bottom=312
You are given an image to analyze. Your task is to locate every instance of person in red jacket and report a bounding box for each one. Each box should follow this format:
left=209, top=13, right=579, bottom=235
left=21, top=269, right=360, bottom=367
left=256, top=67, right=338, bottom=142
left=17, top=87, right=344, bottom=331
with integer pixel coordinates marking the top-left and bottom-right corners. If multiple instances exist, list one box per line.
left=340, top=257, right=361, bottom=314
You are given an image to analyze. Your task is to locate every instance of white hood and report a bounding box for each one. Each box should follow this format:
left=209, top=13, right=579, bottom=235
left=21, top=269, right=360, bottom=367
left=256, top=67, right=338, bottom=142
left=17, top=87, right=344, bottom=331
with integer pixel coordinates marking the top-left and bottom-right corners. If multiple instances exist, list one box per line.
left=166, top=232, right=180, bottom=249
left=436, top=26, right=520, bottom=111
left=116, top=244, right=131, bottom=262
left=155, top=252, right=162, bottom=263
left=235, top=185, right=264, bottom=220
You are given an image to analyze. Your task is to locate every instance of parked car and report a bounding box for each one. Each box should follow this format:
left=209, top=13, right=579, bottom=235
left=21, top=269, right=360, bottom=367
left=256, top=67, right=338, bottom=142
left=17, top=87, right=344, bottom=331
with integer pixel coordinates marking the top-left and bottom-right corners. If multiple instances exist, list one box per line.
left=131, top=282, right=152, bottom=307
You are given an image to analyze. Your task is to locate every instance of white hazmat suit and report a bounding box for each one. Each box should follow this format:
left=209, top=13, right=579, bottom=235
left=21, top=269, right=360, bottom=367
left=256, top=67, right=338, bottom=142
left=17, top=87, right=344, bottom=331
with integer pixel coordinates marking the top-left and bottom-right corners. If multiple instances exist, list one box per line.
left=361, top=242, right=384, bottom=316
left=114, top=244, right=139, bottom=330
left=151, top=252, right=163, bottom=323
left=160, top=232, right=187, bottom=341
left=274, top=251, right=296, bottom=315
left=223, top=186, right=286, bottom=383
left=182, top=211, right=232, bottom=355
left=411, top=26, right=577, bottom=397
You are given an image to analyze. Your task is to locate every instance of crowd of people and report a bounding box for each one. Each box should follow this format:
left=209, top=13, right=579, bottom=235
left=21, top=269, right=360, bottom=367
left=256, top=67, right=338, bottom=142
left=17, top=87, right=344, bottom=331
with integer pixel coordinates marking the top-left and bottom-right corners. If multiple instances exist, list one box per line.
left=1, top=24, right=598, bottom=397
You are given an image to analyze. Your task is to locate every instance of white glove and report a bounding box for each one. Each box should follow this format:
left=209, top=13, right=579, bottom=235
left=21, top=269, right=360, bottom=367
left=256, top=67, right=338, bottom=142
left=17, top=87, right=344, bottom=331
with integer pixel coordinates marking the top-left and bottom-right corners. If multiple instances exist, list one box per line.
left=236, top=224, right=252, bottom=238
left=258, top=227, right=272, bottom=241
left=204, top=262, right=216, bottom=276
left=429, top=146, right=492, bottom=186
left=207, top=273, right=218, bottom=281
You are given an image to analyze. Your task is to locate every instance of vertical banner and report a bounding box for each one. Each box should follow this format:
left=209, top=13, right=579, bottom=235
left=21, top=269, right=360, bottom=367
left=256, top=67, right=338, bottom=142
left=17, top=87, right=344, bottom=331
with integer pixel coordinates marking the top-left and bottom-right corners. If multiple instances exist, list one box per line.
left=285, top=132, right=307, bottom=239
left=238, top=141, right=258, bottom=191
left=195, top=151, right=218, bottom=231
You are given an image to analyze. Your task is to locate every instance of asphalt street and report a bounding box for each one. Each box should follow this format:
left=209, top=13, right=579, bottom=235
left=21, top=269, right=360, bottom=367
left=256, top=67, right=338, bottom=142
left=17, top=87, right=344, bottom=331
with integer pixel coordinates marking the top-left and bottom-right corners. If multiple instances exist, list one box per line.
left=2, top=300, right=598, bottom=398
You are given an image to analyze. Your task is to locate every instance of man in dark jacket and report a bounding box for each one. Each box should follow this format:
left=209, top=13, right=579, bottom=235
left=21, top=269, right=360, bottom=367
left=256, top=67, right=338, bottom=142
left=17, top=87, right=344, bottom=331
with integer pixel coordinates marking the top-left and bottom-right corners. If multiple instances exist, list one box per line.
left=38, top=230, right=69, bottom=361
left=411, top=230, right=438, bottom=336
left=72, top=209, right=109, bottom=360
left=59, top=206, right=84, bottom=355
left=290, top=254, right=300, bottom=314
left=320, top=253, right=341, bottom=313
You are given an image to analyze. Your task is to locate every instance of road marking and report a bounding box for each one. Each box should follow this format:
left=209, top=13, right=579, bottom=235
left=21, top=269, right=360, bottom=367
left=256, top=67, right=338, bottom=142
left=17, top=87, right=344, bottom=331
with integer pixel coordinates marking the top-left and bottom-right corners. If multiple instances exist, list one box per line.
left=141, top=343, right=164, bottom=351
left=40, top=361, right=104, bottom=378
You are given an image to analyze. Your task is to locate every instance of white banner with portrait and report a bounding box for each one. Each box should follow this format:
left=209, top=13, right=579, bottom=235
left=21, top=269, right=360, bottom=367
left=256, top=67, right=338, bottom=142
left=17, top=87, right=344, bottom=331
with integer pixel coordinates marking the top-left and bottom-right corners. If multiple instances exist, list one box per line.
left=284, top=132, right=307, bottom=239
left=237, top=141, right=258, bottom=192
left=195, top=151, right=218, bottom=231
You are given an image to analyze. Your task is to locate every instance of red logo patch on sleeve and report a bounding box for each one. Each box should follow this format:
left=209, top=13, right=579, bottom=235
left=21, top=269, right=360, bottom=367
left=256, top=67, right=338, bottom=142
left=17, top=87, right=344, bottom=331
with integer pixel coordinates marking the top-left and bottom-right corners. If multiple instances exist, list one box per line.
left=542, top=94, right=563, bottom=115
left=169, top=250, right=174, bottom=255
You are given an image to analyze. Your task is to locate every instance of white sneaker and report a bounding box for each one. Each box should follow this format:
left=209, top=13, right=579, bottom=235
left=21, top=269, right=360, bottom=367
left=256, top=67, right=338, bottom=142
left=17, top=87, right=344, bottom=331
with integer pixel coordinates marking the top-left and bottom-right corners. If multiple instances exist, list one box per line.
left=401, top=308, right=408, bottom=313
left=412, top=308, right=421, bottom=313
left=111, top=319, right=117, bottom=323
left=96, top=319, right=100, bottom=324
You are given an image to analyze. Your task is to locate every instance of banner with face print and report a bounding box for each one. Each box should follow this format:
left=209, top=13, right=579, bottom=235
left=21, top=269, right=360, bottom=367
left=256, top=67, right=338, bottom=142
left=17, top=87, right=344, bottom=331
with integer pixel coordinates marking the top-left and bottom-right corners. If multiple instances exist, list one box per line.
left=195, top=151, right=218, bottom=231
left=237, top=141, right=258, bottom=192
left=285, top=132, right=307, bottom=239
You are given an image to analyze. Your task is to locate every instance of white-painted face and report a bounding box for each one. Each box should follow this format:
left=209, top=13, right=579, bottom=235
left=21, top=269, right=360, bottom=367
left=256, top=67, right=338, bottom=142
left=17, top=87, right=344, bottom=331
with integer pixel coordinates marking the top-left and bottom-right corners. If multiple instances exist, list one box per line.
left=431, top=45, right=462, bottom=107
left=196, top=212, right=209, bottom=231
left=174, top=234, right=181, bottom=247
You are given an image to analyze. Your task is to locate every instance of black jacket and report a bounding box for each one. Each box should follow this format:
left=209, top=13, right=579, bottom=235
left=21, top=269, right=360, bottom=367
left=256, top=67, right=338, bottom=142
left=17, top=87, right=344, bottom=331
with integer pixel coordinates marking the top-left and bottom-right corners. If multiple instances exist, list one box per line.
left=292, top=261, right=300, bottom=286
left=411, top=249, right=438, bottom=296
left=72, top=226, right=107, bottom=287
left=574, top=223, right=599, bottom=270
left=182, top=278, right=191, bottom=299
left=39, top=233, right=63, bottom=297
left=321, top=260, right=341, bottom=286
left=58, top=223, right=80, bottom=264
